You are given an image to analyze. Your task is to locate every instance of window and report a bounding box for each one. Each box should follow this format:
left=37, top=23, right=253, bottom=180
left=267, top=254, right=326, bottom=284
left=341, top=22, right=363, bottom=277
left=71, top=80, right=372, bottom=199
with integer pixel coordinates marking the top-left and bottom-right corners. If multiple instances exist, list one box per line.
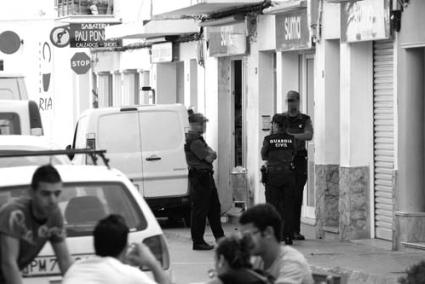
left=139, top=111, right=182, bottom=151
left=56, top=0, right=114, bottom=17
left=0, top=182, right=147, bottom=237
left=0, top=79, right=20, bottom=100
left=0, top=113, right=21, bottom=135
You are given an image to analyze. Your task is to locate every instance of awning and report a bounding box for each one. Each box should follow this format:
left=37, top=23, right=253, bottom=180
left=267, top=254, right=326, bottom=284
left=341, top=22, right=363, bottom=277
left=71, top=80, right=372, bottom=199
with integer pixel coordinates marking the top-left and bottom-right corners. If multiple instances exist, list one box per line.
left=153, top=0, right=263, bottom=18
left=105, top=19, right=200, bottom=40
left=263, top=0, right=307, bottom=15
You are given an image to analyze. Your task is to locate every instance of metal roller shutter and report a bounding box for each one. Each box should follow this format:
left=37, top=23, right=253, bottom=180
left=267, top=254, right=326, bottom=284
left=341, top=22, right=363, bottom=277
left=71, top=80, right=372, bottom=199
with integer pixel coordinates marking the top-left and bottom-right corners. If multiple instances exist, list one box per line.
left=373, top=40, right=395, bottom=241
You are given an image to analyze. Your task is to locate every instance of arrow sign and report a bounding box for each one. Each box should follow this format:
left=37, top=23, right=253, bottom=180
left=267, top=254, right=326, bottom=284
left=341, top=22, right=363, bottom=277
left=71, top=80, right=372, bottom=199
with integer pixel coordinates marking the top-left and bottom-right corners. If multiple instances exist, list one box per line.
left=70, top=52, right=91, bottom=75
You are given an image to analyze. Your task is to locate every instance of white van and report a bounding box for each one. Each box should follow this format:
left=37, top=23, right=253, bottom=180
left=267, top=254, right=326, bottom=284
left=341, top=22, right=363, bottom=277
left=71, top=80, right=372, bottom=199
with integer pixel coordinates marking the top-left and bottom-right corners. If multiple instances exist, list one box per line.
left=0, top=100, right=43, bottom=135
left=71, top=104, right=191, bottom=223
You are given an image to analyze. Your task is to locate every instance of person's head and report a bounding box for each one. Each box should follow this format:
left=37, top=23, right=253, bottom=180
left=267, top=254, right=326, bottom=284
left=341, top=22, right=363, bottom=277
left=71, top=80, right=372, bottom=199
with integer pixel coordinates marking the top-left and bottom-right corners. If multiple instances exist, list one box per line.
left=239, top=204, right=282, bottom=255
left=399, top=260, right=425, bottom=284
left=94, top=214, right=129, bottom=258
left=214, top=234, right=253, bottom=275
left=286, top=90, right=300, bottom=114
left=189, top=112, right=208, bottom=134
left=30, top=164, right=62, bottom=217
left=271, top=114, right=287, bottom=134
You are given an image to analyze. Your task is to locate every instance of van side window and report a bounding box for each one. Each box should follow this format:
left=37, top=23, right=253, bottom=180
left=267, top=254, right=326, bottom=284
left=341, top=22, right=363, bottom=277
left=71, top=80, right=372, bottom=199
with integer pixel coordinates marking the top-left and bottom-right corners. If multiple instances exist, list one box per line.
left=0, top=113, right=21, bottom=135
left=98, top=113, right=140, bottom=153
left=139, top=111, right=182, bottom=151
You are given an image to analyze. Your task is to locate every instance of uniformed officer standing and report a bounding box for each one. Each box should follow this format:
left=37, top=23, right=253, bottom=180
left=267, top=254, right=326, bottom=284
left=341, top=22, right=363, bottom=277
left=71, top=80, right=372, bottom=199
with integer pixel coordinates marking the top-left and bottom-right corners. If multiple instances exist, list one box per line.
left=261, top=114, right=296, bottom=245
left=282, top=90, right=314, bottom=241
left=185, top=112, right=225, bottom=251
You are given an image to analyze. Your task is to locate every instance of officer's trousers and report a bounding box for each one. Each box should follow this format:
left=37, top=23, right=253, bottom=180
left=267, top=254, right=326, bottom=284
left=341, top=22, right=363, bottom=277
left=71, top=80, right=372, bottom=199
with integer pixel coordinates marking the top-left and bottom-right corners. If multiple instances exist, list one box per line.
left=189, top=169, right=225, bottom=244
left=293, top=156, right=308, bottom=234
left=264, top=167, right=296, bottom=241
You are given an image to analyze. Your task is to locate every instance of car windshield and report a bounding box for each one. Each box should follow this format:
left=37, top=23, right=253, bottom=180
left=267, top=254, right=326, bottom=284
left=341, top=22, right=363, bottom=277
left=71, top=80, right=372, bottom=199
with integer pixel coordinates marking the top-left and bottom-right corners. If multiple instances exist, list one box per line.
left=0, top=182, right=147, bottom=236
left=0, top=150, right=65, bottom=168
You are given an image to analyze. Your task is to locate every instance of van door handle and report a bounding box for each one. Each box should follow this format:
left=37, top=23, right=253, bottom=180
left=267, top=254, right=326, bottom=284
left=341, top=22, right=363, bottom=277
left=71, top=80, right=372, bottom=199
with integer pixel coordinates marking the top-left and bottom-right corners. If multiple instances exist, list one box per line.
left=146, top=155, right=161, bottom=161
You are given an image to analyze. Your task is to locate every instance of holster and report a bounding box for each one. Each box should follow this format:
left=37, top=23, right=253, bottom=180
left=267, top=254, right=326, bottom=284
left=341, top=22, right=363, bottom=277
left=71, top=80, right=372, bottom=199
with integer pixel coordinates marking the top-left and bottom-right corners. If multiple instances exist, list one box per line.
left=260, top=165, right=268, bottom=184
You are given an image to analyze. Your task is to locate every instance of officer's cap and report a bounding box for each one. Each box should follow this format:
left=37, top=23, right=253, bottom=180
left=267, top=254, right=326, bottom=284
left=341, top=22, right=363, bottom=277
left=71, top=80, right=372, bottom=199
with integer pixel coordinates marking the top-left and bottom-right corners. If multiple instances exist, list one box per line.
left=189, top=112, right=208, bottom=123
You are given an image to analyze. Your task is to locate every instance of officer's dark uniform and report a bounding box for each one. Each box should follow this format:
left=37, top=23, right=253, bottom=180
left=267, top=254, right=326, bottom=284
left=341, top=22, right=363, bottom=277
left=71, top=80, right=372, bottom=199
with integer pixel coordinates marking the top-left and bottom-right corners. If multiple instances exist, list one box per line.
left=282, top=112, right=312, bottom=237
left=185, top=126, right=224, bottom=249
left=261, top=119, right=296, bottom=243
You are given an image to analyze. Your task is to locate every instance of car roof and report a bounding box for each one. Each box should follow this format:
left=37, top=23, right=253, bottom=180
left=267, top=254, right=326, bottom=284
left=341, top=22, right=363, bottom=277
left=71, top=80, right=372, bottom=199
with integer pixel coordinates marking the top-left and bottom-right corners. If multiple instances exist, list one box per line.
left=0, top=74, right=24, bottom=78
left=80, top=103, right=187, bottom=117
left=0, top=135, right=53, bottom=149
left=0, top=165, right=127, bottom=187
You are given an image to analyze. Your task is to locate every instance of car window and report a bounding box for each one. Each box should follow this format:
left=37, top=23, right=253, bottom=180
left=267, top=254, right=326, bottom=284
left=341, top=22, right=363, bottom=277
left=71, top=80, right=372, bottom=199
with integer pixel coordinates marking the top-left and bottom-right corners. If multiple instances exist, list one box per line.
left=0, top=113, right=21, bottom=135
left=98, top=112, right=140, bottom=153
left=139, top=111, right=182, bottom=151
left=0, top=182, right=147, bottom=237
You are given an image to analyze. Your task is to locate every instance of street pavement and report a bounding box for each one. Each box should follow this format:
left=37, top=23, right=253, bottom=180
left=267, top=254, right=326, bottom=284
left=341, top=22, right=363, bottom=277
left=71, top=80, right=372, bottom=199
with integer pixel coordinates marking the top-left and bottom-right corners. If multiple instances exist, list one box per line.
left=162, top=220, right=425, bottom=284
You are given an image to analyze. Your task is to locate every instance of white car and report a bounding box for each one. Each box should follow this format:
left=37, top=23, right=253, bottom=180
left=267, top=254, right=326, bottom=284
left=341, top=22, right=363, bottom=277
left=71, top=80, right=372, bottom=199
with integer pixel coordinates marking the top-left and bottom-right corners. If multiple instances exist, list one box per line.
left=0, top=135, right=69, bottom=168
left=0, top=164, right=171, bottom=283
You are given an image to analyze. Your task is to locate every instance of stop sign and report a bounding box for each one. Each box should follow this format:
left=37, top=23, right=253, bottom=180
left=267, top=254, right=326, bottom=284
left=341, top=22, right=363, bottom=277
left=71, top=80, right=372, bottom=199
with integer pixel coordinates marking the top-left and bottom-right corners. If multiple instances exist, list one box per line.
left=70, top=52, right=91, bottom=74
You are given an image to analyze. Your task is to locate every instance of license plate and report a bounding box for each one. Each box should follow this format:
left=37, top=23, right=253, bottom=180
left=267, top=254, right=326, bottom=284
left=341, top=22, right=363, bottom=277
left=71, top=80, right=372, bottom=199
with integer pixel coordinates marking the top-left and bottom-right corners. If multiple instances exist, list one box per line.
left=22, top=254, right=93, bottom=277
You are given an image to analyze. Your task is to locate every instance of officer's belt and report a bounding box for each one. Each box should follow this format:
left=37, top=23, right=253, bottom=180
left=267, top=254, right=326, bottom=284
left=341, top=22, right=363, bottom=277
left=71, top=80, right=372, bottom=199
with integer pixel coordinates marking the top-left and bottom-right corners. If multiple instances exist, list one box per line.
left=266, top=165, right=292, bottom=171
left=189, top=168, right=213, bottom=174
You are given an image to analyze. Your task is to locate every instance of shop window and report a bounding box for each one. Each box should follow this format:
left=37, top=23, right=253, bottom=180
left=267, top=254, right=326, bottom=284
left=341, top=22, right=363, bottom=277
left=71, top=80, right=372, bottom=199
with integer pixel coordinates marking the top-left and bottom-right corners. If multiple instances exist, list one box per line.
left=56, top=0, right=114, bottom=17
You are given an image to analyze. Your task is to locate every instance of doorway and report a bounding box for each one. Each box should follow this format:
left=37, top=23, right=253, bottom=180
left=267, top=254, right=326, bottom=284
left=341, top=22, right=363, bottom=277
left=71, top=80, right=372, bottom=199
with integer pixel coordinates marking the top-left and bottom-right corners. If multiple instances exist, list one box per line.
left=300, top=54, right=316, bottom=219
left=233, top=59, right=243, bottom=167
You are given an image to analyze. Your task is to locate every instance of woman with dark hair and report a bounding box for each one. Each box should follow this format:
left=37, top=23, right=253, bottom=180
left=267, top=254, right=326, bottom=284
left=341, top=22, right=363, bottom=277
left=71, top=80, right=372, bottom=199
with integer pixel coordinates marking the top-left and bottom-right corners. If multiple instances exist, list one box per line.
left=204, top=234, right=272, bottom=284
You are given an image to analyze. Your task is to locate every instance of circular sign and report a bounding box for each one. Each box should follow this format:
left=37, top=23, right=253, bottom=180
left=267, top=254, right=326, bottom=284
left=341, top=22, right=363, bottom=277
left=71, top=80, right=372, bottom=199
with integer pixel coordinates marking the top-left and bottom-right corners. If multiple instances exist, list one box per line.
left=70, top=52, right=91, bottom=75
left=0, top=31, right=21, bottom=54
left=50, top=26, right=70, bottom=48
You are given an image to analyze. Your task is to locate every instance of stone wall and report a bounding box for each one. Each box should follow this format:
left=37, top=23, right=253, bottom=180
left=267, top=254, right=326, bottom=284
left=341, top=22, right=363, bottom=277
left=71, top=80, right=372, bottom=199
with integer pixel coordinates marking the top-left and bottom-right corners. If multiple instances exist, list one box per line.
left=339, top=166, right=371, bottom=240
left=316, top=165, right=340, bottom=238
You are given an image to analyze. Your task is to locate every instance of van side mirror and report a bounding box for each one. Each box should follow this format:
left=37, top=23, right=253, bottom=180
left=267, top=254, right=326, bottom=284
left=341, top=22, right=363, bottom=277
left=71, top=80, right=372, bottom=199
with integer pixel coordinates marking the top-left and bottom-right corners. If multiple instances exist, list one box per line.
left=65, top=145, right=75, bottom=161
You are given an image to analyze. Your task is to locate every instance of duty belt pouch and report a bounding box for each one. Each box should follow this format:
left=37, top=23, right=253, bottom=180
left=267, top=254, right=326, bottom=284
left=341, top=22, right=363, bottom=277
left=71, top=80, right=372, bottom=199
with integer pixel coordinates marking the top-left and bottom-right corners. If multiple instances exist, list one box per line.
left=260, top=165, right=268, bottom=184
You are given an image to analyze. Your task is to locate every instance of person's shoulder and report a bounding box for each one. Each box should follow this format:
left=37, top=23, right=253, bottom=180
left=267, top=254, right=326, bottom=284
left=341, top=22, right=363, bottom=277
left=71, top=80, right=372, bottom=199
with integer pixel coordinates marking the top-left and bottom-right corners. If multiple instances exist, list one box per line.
left=299, top=113, right=311, bottom=120
left=281, top=245, right=309, bottom=264
left=0, top=197, right=29, bottom=214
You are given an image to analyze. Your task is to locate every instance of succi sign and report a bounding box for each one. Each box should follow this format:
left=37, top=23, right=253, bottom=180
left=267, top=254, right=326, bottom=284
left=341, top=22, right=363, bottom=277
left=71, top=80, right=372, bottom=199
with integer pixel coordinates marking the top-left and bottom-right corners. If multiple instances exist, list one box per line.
left=276, top=8, right=310, bottom=52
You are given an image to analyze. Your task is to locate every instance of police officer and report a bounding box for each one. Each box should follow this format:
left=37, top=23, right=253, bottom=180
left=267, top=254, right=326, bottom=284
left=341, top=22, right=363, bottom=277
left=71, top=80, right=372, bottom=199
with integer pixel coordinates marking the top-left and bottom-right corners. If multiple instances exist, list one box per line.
left=185, top=112, right=225, bottom=251
left=261, top=114, right=296, bottom=245
left=282, top=90, right=314, bottom=241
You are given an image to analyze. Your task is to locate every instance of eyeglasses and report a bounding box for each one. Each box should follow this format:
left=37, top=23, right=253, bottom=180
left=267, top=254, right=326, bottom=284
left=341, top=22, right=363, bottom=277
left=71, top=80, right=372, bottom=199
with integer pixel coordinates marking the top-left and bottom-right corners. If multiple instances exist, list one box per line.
left=287, top=99, right=297, bottom=103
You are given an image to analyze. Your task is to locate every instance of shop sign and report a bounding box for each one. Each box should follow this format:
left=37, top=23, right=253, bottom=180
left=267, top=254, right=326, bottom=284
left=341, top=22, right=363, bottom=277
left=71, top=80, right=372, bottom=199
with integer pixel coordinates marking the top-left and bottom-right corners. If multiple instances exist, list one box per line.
left=151, top=42, right=173, bottom=63
left=206, top=22, right=247, bottom=57
left=70, top=23, right=122, bottom=48
left=341, top=0, right=390, bottom=43
left=275, top=8, right=310, bottom=52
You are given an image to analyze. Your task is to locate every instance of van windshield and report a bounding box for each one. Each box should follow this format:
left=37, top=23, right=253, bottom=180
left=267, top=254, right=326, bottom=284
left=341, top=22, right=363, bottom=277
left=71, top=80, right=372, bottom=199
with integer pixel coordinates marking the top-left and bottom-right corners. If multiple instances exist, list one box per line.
left=0, top=182, right=147, bottom=237
left=0, top=78, right=21, bottom=100
left=0, top=113, right=21, bottom=135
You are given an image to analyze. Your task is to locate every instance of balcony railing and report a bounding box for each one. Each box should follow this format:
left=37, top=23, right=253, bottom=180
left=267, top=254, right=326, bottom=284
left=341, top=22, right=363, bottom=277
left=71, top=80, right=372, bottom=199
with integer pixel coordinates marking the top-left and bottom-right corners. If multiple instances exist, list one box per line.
left=56, top=0, right=114, bottom=17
